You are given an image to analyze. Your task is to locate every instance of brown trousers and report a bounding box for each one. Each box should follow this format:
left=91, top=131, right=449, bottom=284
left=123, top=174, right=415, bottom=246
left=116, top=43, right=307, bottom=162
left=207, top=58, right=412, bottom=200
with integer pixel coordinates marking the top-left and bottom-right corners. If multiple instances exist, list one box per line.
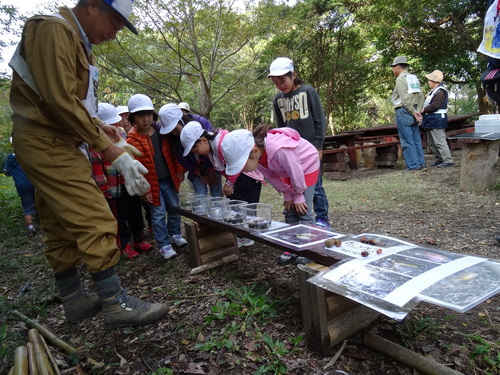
left=13, top=132, right=120, bottom=273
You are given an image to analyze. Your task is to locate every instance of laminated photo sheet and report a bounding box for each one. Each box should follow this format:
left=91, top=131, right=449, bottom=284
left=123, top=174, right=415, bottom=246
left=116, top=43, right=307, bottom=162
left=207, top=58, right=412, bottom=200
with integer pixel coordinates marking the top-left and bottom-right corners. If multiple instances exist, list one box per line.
left=419, top=260, right=500, bottom=312
left=324, top=233, right=415, bottom=258
left=308, top=243, right=495, bottom=319
left=261, top=224, right=344, bottom=249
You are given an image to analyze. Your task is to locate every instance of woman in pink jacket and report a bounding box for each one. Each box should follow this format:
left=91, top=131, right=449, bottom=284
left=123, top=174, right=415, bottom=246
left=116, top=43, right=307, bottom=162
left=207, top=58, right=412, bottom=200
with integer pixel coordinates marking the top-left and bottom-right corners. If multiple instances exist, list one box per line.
left=222, top=124, right=320, bottom=225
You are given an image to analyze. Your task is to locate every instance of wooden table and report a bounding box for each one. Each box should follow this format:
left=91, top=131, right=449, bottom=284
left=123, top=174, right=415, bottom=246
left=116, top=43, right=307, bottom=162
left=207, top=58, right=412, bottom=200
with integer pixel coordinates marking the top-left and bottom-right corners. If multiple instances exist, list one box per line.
left=176, top=207, right=379, bottom=356
left=177, top=207, right=349, bottom=267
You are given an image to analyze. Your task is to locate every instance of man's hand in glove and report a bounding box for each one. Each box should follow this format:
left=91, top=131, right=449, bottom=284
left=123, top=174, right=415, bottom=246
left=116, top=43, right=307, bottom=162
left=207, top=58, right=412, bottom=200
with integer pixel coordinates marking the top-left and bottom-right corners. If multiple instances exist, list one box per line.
left=103, top=144, right=150, bottom=196
left=113, top=138, right=142, bottom=157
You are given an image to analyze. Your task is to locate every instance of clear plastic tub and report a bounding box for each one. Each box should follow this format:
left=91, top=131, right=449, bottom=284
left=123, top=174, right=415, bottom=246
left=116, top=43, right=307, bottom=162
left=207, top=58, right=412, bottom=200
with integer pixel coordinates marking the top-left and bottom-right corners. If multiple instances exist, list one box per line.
left=241, top=203, right=272, bottom=230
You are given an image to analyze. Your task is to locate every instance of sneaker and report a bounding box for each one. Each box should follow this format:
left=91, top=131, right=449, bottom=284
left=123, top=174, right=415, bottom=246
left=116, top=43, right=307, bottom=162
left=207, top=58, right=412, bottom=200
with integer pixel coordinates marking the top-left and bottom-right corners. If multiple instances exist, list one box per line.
left=122, top=245, right=139, bottom=260
left=61, top=291, right=102, bottom=324
left=437, top=162, right=454, bottom=168
left=417, top=164, right=427, bottom=171
left=277, top=251, right=298, bottom=265
left=159, top=245, right=177, bottom=260
left=134, top=241, right=152, bottom=252
left=27, top=226, right=36, bottom=237
left=237, top=237, right=255, bottom=248
left=102, top=289, right=169, bottom=329
left=170, top=235, right=187, bottom=247
left=495, top=234, right=500, bottom=245
left=315, top=219, right=331, bottom=230
left=429, top=160, right=442, bottom=167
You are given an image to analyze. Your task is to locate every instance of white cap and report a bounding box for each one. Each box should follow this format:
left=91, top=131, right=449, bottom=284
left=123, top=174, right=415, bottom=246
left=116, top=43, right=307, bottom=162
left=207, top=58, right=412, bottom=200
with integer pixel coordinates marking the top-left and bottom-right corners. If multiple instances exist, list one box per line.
left=268, top=57, right=294, bottom=77
left=158, top=103, right=183, bottom=134
left=180, top=121, right=204, bottom=156
left=127, top=94, right=154, bottom=113
left=221, top=129, right=255, bottom=176
left=98, top=103, right=122, bottom=125
left=116, top=105, right=129, bottom=115
left=178, top=102, right=191, bottom=112
left=101, top=0, right=138, bottom=35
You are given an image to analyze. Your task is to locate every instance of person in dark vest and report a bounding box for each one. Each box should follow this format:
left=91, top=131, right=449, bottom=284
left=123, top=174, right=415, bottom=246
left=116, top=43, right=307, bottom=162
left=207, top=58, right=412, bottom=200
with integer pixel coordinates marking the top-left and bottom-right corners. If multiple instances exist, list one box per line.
left=416, top=70, right=454, bottom=168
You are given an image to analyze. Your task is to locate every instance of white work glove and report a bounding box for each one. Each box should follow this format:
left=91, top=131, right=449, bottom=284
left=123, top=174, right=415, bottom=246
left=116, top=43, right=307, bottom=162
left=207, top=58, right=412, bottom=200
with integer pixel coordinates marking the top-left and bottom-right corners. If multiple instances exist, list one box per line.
left=113, top=138, right=142, bottom=157
left=111, top=152, right=150, bottom=196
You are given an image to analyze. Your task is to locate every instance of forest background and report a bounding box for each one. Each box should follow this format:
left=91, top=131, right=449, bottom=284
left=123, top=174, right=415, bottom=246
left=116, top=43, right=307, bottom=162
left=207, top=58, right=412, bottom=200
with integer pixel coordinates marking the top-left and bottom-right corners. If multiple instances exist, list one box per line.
left=0, top=0, right=492, bottom=163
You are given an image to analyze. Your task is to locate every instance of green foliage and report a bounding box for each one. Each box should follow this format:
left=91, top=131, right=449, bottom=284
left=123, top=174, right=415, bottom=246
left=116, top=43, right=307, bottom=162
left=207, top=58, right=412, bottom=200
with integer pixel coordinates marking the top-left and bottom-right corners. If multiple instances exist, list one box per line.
left=150, top=367, right=174, bottom=375
left=194, top=284, right=301, bottom=372
left=456, top=332, right=500, bottom=374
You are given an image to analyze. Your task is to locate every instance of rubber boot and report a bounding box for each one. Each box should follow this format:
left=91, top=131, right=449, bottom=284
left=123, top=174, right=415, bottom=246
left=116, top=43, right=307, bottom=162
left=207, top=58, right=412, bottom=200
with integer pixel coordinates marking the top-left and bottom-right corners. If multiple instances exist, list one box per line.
left=93, top=269, right=169, bottom=329
left=55, top=268, right=102, bottom=324
left=101, top=289, right=169, bottom=329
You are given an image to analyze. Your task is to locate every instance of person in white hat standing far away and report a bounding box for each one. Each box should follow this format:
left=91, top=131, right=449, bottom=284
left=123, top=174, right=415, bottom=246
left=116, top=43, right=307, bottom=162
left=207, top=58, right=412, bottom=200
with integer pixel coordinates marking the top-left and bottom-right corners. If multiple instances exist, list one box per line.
left=415, top=70, right=454, bottom=168
left=9, top=0, right=169, bottom=328
left=390, top=56, right=426, bottom=171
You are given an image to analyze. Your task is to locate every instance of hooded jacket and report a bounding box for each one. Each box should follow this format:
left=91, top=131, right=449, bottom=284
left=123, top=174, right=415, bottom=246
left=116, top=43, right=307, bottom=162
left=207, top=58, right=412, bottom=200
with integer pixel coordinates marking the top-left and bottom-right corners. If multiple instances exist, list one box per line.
left=258, top=127, right=319, bottom=204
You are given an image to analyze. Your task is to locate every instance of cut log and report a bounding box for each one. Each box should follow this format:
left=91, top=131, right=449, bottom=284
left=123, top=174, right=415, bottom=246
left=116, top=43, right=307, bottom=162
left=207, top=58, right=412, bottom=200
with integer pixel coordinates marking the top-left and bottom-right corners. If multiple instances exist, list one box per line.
left=459, top=140, right=500, bottom=192
left=364, top=331, right=464, bottom=375
left=190, top=254, right=239, bottom=275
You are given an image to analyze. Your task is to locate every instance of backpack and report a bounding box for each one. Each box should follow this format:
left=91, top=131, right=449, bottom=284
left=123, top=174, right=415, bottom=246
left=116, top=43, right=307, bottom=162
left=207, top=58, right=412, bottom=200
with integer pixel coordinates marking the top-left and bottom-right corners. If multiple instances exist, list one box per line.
left=481, top=68, right=500, bottom=104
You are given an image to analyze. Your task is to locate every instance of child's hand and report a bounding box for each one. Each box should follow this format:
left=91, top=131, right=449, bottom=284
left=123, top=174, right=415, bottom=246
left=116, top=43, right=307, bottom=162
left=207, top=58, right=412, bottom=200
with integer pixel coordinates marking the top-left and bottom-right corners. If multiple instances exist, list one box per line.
left=294, top=202, right=309, bottom=215
left=143, top=192, right=153, bottom=204
left=223, top=183, right=234, bottom=196
left=283, top=200, right=294, bottom=212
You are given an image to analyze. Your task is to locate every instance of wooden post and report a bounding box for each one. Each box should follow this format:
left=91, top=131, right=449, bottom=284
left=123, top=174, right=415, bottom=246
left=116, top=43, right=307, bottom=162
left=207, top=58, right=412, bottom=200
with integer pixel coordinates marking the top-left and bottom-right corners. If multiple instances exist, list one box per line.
left=459, top=140, right=500, bottom=192
left=184, top=221, right=239, bottom=270
left=297, top=263, right=380, bottom=357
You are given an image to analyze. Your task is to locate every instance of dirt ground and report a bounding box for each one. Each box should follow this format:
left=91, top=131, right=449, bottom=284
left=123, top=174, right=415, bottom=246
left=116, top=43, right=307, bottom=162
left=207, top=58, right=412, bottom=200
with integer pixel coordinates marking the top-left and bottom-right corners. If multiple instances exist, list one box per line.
left=2, top=151, right=499, bottom=375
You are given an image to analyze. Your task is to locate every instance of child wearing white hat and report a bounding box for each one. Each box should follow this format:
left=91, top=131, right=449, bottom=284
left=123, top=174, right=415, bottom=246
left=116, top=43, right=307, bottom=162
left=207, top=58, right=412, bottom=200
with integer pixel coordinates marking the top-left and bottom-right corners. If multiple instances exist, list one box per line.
left=222, top=125, right=320, bottom=262
left=92, top=103, right=152, bottom=260
left=125, top=95, right=188, bottom=260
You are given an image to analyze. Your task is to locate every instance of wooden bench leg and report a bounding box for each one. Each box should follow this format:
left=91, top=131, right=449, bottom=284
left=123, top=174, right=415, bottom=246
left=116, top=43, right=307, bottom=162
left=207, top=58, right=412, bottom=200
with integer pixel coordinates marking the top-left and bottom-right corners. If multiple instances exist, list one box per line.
left=184, top=221, right=239, bottom=271
left=298, top=264, right=380, bottom=356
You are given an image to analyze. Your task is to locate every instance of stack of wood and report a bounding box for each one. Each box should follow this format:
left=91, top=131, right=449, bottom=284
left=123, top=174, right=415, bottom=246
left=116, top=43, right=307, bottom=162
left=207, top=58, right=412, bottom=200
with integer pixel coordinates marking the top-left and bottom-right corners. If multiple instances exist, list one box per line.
left=9, top=328, right=61, bottom=375
left=9, top=310, right=77, bottom=375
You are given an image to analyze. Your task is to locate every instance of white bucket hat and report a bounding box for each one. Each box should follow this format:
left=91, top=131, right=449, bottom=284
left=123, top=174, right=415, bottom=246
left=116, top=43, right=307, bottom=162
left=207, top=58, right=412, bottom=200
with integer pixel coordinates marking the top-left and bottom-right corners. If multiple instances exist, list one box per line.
left=180, top=121, right=204, bottom=156
left=116, top=105, right=129, bottom=115
left=127, top=94, right=154, bottom=113
left=98, top=103, right=122, bottom=125
left=178, top=102, right=191, bottom=112
left=102, top=0, right=138, bottom=35
left=268, top=57, right=294, bottom=77
left=158, top=103, right=183, bottom=135
left=221, top=129, right=255, bottom=176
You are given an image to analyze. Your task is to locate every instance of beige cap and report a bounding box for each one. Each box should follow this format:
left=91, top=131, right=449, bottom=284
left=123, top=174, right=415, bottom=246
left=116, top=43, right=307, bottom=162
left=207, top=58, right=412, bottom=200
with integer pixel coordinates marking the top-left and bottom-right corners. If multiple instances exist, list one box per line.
left=425, top=70, right=444, bottom=83
left=390, top=56, right=408, bottom=66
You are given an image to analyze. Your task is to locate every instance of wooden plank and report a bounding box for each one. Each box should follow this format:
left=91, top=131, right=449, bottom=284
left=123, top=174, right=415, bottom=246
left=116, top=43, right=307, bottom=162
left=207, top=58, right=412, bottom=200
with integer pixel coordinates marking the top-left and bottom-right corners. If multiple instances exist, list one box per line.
left=185, top=221, right=203, bottom=268
left=297, top=264, right=331, bottom=356
left=200, top=244, right=239, bottom=264
left=198, top=232, right=235, bottom=254
left=323, top=142, right=400, bottom=154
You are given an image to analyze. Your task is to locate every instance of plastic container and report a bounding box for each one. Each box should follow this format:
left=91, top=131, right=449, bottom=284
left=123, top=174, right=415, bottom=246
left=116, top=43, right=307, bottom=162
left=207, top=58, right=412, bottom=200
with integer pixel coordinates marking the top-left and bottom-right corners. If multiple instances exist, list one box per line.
left=222, top=199, right=248, bottom=224
left=192, top=194, right=211, bottom=215
left=177, top=192, right=194, bottom=211
left=241, top=203, right=272, bottom=230
left=474, top=114, right=500, bottom=133
left=207, top=196, right=229, bottom=220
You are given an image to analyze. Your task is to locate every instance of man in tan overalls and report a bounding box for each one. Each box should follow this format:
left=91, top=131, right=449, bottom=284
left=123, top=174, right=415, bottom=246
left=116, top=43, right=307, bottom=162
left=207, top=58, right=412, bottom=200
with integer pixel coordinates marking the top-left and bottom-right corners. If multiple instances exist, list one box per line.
left=9, top=0, right=167, bottom=329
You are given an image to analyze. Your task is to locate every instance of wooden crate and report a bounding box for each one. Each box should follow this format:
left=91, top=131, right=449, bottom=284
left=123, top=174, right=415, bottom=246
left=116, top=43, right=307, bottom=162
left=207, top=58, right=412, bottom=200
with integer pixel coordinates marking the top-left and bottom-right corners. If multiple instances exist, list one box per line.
left=297, top=263, right=380, bottom=356
left=184, top=221, right=239, bottom=269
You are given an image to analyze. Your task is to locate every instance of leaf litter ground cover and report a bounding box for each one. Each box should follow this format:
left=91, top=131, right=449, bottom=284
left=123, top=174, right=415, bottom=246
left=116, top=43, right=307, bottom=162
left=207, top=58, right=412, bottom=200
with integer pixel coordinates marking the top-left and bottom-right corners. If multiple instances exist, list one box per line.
left=1, top=151, right=499, bottom=374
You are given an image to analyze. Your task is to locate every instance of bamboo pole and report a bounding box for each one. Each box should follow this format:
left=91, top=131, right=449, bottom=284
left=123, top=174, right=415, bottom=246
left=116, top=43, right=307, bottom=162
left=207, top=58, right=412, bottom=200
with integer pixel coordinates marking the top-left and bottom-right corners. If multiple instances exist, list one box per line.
left=26, top=342, right=39, bottom=375
left=39, top=330, right=61, bottom=375
left=13, top=346, right=28, bottom=375
left=11, top=311, right=77, bottom=355
left=28, top=329, right=55, bottom=375
left=364, top=331, right=464, bottom=375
